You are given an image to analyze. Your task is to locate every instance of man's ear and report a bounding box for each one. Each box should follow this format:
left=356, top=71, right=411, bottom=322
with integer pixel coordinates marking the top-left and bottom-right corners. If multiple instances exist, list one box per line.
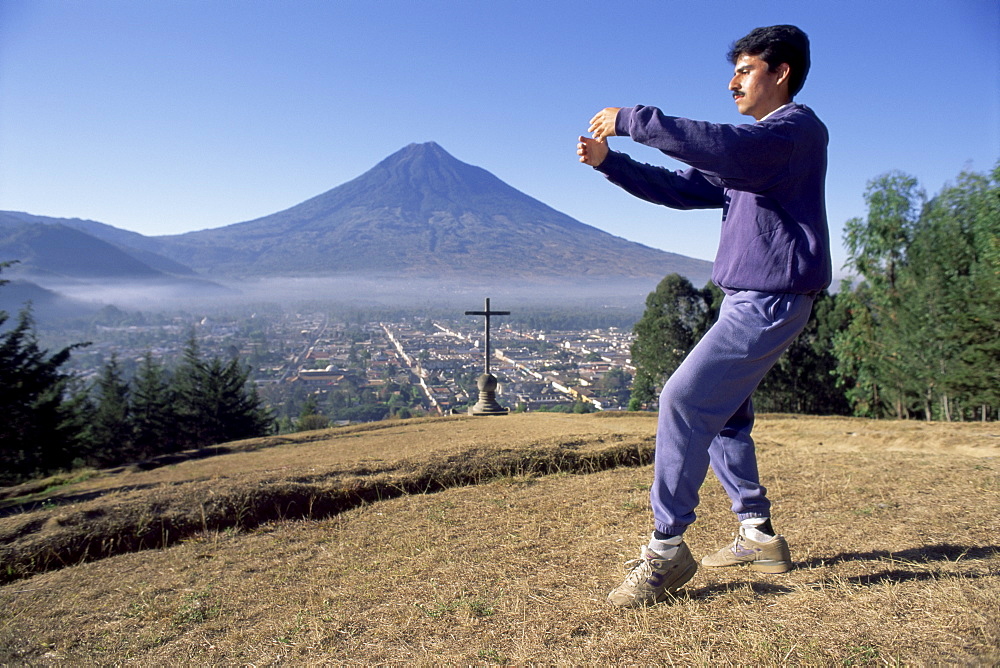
left=774, top=62, right=792, bottom=88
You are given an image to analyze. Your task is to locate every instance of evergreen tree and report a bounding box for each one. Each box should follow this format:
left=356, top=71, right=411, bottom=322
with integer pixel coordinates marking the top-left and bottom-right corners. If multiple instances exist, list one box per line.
left=954, top=162, right=1000, bottom=417
left=834, top=163, right=999, bottom=420
left=597, top=367, right=632, bottom=407
left=843, top=171, right=924, bottom=293
left=86, top=354, right=134, bottom=466
left=697, top=282, right=725, bottom=338
left=59, top=376, right=99, bottom=467
left=836, top=171, right=925, bottom=417
left=297, top=393, right=329, bottom=431
left=755, top=291, right=850, bottom=415
left=0, top=262, right=89, bottom=482
left=131, top=352, right=179, bottom=457
left=174, top=335, right=273, bottom=448
left=630, top=272, right=849, bottom=416
left=903, top=163, right=1000, bottom=419
left=832, top=281, right=883, bottom=416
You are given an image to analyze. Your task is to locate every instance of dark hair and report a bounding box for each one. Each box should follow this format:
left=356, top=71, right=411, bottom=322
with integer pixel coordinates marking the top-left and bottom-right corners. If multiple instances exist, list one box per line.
left=728, top=25, right=810, bottom=96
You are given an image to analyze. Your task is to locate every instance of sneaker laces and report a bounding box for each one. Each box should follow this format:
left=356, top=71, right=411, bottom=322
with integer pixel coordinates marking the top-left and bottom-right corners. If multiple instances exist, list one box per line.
left=729, top=531, right=746, bottom=555
left=620, top=548, right=652, bottom=586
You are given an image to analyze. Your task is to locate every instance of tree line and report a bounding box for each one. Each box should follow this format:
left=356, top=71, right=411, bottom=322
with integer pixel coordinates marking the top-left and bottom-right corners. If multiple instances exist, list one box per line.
left=629, top=161, right=998, bottom=421
left=1, top=264, right=272, bottom=485
left=834, top=164, right=998, bottom=420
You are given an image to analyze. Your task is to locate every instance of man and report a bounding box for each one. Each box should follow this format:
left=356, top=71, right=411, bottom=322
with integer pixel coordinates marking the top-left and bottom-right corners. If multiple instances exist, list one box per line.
left=578, top=25, right=831, bottom=608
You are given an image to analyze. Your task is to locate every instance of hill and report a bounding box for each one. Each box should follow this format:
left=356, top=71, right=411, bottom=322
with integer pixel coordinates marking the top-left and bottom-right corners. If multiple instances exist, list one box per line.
left=0, top=213, right=233, bottom=311
left=0, top=221, right=166, bottom=280
left=0, top=413, right=997, bottom=664
left=0, top=278, right=96, bottom=320
left=0, top=212, right=201, bottom=281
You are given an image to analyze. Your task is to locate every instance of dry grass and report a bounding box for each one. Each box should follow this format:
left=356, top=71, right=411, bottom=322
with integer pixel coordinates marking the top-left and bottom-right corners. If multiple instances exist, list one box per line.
left=0, top=413, right=997, bottom=665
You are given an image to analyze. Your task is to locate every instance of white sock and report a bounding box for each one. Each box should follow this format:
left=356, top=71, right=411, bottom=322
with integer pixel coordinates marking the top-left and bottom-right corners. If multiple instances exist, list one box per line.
left=741, top=517, right=774, bottom=543
left=647, top=533, right=683, bottom=558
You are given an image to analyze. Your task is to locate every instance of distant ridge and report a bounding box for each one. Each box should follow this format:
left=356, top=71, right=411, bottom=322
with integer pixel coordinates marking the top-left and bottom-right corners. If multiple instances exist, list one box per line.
left=0, top=220, right=168, bottom=280
left=0, top=213, right=231, bottom=311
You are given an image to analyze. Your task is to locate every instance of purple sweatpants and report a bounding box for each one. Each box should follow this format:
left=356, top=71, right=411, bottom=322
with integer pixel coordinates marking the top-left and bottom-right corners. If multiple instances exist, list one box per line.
left=651, top=290, right=815, bottom=536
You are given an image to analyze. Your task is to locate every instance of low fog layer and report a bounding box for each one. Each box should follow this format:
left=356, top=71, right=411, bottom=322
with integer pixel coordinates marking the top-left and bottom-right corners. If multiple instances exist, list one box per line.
left=18, top=274, right=663, bottom=317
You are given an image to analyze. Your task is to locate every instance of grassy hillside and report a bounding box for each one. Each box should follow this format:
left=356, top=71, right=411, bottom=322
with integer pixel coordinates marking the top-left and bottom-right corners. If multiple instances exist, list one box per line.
left=1, top=413, right=997, bottom=664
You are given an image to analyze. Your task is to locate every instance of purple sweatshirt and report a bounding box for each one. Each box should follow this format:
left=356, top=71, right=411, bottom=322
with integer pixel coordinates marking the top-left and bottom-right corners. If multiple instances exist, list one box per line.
left=596, top=103, right=831, bottom=295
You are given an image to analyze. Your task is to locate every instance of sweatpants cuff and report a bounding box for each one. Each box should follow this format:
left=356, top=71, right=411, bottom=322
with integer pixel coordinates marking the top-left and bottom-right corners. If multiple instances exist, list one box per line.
left=655, top=523, right=688, bottom=537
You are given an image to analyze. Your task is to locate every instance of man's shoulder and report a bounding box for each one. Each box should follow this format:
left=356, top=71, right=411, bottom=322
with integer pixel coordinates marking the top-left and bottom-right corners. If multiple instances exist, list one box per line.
left=767, top=103, right=828, bottom=140
left=765, top=103, right=820, bottom=121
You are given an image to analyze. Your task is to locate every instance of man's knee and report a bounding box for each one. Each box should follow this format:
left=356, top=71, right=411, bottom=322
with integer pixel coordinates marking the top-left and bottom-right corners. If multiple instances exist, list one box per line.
left=659, top=377, right=697, bottom=408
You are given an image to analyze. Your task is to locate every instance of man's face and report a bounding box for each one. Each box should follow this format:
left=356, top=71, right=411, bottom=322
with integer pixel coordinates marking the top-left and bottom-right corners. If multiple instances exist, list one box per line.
left=729, top=53, right=790, bottom=120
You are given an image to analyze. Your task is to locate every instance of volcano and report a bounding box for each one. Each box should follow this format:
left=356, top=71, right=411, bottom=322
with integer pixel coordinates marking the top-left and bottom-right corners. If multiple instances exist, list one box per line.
left=150, top=142, right=712, bottom=283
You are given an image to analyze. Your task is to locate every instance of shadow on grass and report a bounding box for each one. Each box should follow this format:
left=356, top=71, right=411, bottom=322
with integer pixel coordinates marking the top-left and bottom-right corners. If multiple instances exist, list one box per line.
left=688, top=579, right=795, bottom=601
left=684, top=544, right=1000, bottom=601
left=799, top=543, right=1000, bottom=569
left=0, top=483, right=164, bottom=518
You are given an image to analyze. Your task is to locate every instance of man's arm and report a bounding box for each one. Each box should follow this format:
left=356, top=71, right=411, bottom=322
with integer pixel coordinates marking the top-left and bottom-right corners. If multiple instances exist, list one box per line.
left=614, top=105, right=802, bottom=193
left=593, top=150, right=727, bottom=211
left=580, top=108, right=725, bottom=210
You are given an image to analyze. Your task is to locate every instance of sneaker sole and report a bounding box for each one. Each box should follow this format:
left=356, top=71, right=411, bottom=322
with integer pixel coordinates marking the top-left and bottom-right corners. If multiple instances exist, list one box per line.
left=701, top=558, right=793, bottom=573
left=749, top=559, right=792, bottom=574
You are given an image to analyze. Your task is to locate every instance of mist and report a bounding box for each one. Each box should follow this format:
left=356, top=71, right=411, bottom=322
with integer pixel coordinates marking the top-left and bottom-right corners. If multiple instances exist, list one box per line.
left=22, top=273, right=659, bottom=321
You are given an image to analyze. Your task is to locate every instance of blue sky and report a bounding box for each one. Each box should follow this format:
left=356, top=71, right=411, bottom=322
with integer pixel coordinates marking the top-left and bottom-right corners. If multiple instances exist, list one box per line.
left=1, top=0, right=997, bottom=277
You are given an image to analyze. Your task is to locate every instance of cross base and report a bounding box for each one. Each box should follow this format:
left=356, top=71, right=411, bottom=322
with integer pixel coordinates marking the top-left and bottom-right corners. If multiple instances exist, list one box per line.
left=468, top=373, right=509, bottom=416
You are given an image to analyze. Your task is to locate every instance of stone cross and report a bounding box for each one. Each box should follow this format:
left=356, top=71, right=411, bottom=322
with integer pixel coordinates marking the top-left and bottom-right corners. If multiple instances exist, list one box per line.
left=464, top=297, right=510, bottom=416
left=464, top=297, right=510, bottom=376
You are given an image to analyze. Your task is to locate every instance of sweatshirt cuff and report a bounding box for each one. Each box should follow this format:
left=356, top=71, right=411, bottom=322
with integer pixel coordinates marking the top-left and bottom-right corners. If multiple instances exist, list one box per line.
left=615, top=107, right=635, bottom=138
left=593, top=149, right=627, bottom=175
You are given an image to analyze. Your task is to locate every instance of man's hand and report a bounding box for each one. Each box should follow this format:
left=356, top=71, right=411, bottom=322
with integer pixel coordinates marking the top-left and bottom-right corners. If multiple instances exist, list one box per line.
left=577, top=136, right=609, bottom=167
left=589, top=107, right=621, bottom=141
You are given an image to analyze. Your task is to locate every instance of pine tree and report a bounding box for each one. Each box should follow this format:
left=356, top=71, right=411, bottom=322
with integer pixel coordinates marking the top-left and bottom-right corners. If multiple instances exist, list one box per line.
left=130, top=352, right=179, bottom=458
left=86, top=355, right=134, bottom=466
left=0, top=262, right=89, bottom=482
left=174, top=335, right=273, bottom=448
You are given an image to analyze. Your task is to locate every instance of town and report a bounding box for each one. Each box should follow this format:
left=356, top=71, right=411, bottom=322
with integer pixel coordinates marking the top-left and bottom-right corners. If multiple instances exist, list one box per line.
left=46, top=302, right=639, bottom=428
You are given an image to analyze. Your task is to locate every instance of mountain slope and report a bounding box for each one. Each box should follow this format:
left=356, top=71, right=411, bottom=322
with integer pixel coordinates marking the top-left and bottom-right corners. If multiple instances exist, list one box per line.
left=0, top=215, right=231, bottom=308
left=0, top=278, right=95, bottom=319
left=155, top=142, right=712, bottom=282
left=0, top=212, right=197, bottom=277
left=0, top=222, right=166, bottom=280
